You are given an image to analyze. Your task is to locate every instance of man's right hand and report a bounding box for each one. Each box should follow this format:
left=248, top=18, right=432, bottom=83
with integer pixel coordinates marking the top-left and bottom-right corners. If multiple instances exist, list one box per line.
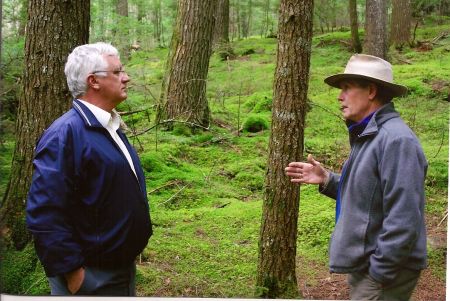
left=285, top=154, right=329, bottom=185
left=64, top=267, right=85, bottom=294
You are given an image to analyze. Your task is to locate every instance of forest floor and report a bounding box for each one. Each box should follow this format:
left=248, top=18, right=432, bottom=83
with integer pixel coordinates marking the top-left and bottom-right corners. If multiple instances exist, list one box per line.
left=298, top=266, right=446, bottom=300
left=297, top=213, right=447, bottom=301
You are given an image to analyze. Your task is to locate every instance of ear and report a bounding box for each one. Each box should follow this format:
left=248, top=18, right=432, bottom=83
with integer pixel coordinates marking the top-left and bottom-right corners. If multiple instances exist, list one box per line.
left=87, top=74, right=101, bottom=91
left=368, top=83, right=378, bottom=101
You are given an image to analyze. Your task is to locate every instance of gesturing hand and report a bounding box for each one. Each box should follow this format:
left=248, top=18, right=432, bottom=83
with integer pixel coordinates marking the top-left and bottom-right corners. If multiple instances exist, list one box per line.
left=285, top=154, right=329, bottom=185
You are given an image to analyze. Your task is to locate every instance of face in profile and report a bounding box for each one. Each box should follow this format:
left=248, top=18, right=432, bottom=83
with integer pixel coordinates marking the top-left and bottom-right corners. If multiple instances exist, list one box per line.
left=337, top=81, right=375, bottom=123
left=96, top=55, right=130, bottom=106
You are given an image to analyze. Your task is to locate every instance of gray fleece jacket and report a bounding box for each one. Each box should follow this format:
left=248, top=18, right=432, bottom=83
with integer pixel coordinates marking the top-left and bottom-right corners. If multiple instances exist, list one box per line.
left=320, top=102, right=428, bottom=284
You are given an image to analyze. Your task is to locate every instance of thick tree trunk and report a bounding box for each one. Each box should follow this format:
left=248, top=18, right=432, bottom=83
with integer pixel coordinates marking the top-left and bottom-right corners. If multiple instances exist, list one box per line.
left=158, top=0, right=217, bottom=129
left=256, top=0, right=313, bottom=298
left=349, top=0, right=362, bottom=53
left=390, top=0, right=411, bottom=49
left=0, top=0, right=89, bottom=250
left=213, top=0, right=230, bottom=45
left=364, top=0, right=388, bottom=60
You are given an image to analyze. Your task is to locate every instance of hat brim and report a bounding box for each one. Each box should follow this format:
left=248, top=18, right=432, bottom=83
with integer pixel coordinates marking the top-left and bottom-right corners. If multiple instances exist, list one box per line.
left=324, top=73, right=408, bottom=98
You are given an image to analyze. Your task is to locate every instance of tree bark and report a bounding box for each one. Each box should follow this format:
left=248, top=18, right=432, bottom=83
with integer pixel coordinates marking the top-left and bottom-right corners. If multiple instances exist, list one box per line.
left=158, top=0, right=217, bottom=129
left=364, top=0, right=388, bottom=60
left=0, top=0, right=90, bottom=250
left=116, top=0, right=130, bottom=58
left=256, top=0, right=313, bottom=298
left=349, top=0, right=362, bottom=53
left=390, top=0, right=411, bottom=49
left=213, top=0, right=230, bottom=45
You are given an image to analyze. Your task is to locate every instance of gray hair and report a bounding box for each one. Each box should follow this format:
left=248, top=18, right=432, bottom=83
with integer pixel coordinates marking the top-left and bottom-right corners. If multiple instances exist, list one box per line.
left=64, top=42, right=120, bottom=98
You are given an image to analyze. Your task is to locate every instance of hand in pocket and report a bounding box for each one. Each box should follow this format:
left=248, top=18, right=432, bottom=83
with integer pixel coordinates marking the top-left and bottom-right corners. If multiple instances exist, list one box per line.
left=65, top=267, right=85, bottom=294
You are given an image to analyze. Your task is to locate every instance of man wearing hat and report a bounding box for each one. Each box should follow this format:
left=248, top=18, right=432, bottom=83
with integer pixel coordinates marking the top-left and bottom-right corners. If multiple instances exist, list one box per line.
left=285, top=54, right=427, bottom=300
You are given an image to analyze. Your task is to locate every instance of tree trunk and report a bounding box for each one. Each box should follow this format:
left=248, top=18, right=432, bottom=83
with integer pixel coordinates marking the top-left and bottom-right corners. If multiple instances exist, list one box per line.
left=236, top=0, right=241, bottom=40
left=116, top=0, right=130, bottom=59
left=158, top=0, right=217, bottom=129
left=18, top=0, right=28, bottom=36
left=0, top=0, right=3, bottom=74
left=256, top=0, right=313, bottom=298
left=0, top=0, right=90, bottom=251
left=390, top=0, right=411, bottom=49
left=364, top=0, right=388, bottom=60
left=151, top=0, right=163, bottom=47
left=213, top=0, right=230, bottom=45
left=240, top=0, right=252, bottom=38
left=349, top=0, right=362, bottom=53
left=262, top=0, right=271, bottom=37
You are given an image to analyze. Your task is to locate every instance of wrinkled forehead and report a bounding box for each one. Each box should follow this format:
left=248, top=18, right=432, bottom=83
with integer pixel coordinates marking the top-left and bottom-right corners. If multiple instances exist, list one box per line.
left=102, top=54, right=123, bottom=69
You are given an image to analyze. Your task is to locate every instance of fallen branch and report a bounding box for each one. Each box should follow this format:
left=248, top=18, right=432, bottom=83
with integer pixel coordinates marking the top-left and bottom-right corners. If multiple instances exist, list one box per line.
left=148, top=180, right=182, bottom=195
left=431, top=31, right=448, bottom=44
left=310, top=101, right=344, bottom=121
left=130, top=118, right=210, bottom=138
left=215, top=202, right=231, bottom=209
left=397, top=58, right=412, bottom=65
left=118, top=107, right=154, bottom=116
left=437, top=210, right=448, bottom=227
left=157, top=184, right=188, bottom=207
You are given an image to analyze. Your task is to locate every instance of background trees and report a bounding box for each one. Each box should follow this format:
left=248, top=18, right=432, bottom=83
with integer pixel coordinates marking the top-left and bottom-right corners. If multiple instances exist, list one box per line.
left=391, top=0, right=412, bottom=49
left=364, top=0, right=389, bottom=59
left=349, top=0, right=362, bottom=53
left=157, top=0, right=217, bottom=129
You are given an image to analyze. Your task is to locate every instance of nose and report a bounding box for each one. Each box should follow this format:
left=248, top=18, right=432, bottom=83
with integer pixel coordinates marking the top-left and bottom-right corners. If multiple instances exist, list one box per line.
left=338, top=90, right=344, bottom=102
left=122, top=72, right=130, bottom=83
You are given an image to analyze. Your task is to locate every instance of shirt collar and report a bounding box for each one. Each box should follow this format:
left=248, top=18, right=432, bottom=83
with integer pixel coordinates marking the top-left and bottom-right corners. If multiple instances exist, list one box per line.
left=77, top=99, right=121, bottom=131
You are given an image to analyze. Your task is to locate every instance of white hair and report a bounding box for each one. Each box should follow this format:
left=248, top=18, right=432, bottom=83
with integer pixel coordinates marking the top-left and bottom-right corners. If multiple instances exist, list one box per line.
left=64, top=42, right=120, bottom=98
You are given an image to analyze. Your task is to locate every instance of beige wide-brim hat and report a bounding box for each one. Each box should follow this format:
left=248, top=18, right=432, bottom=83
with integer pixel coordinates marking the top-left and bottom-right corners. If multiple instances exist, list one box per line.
left=324, top=54, right=408, bottom=98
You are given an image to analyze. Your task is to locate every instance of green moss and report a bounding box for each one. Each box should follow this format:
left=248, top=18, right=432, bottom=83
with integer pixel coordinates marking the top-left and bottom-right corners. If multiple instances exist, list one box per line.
left=0, top=244, right=48, bottom=294
left=242, top=115, right=269, bottom=133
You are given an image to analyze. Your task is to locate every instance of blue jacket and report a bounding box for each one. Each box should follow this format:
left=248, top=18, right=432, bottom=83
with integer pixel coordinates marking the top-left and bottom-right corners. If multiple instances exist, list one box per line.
left=320, top=103, right=427, bottom=283
left=26, top=99, right=152, bottom=277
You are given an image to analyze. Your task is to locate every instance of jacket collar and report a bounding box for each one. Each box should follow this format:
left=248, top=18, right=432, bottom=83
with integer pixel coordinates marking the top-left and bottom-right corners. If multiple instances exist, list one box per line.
left=72, top=99, right=104, bottom=128
left=359, top=102, right=400, bottom=138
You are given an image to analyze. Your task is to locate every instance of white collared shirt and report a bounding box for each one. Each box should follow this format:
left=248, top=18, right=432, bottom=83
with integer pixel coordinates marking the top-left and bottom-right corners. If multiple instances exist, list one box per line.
left=77, top=99, right=137, bottom=177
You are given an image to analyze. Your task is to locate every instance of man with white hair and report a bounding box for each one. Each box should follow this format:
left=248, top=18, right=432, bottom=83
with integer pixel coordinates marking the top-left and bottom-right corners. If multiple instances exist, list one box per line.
left=26, top=42, right=152, bottom=296
left=285, top=54, right=427, bottom=300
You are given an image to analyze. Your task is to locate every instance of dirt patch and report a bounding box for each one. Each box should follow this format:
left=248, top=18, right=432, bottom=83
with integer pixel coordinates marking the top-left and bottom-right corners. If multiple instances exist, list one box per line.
left=297, top=258, right=446, bottom=300
left=298, top=269, right=349, bottom=300
left=413, top=268, right=446, bottom=301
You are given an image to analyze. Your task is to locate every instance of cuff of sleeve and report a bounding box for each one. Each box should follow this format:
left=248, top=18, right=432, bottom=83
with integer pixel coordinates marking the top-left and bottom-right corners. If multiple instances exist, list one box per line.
left=319, top=171, right=331, bottom=193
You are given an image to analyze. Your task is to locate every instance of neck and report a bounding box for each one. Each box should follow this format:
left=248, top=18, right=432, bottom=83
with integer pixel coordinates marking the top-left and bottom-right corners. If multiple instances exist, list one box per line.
left=79, top=93, right=114, bottom=113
